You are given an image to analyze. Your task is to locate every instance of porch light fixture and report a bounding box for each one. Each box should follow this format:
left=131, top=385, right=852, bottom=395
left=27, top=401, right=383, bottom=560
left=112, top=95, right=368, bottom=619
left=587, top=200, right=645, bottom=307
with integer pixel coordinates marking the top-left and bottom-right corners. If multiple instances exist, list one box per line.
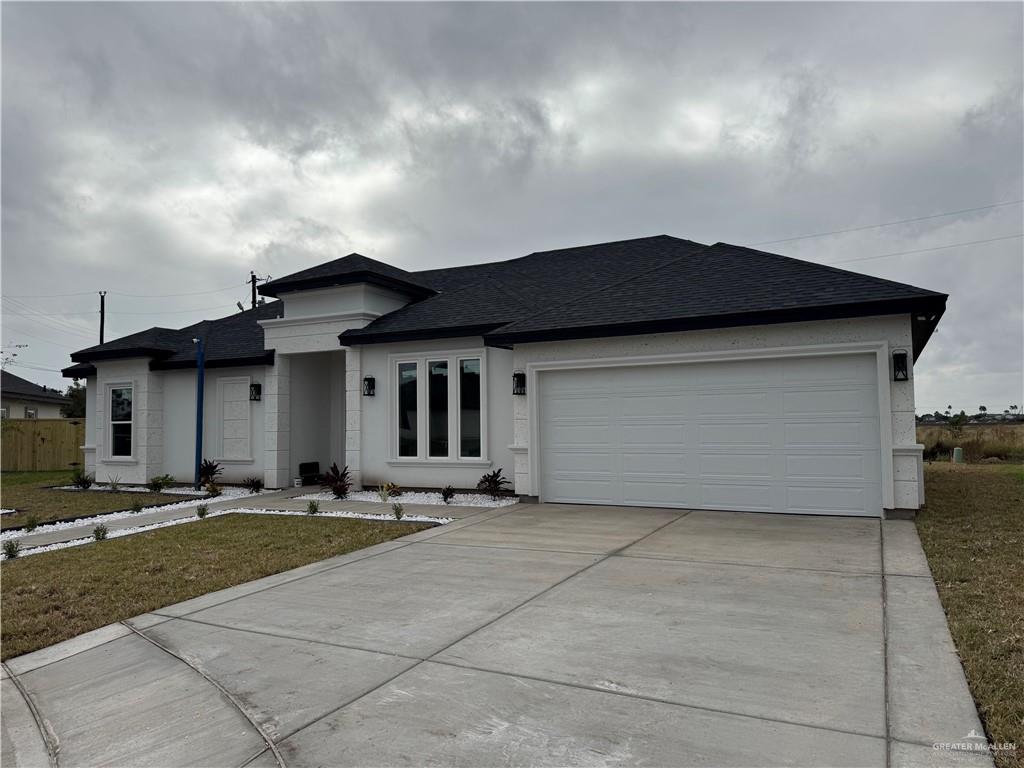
left=249, top=382, right=262, bottom=401
left=892, top=350, right=909, bottom=382
left=512, top=370, right=527, bottom=396
left=362, top=376, right=376, bottom=396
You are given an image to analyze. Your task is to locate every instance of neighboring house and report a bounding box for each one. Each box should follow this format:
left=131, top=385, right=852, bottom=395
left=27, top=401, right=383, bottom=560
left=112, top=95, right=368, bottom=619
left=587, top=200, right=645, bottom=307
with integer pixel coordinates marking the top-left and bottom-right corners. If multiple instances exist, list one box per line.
left=63, top=235, right=946, bottom=517
left=1, top=370, right=70, bottom=419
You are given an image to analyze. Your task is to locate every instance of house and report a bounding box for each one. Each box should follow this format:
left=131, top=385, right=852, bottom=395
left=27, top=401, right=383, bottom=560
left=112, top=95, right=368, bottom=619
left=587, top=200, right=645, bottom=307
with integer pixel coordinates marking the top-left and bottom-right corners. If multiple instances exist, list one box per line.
left=1, top=370, right=70, bottom=419
left=63, top=235, right=946, bottom=517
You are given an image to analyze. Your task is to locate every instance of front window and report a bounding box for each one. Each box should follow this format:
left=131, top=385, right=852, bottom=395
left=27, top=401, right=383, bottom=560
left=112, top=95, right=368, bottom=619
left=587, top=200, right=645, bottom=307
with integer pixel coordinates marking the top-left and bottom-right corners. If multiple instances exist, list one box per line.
left=110, top=386, right=133, bottom=457
left=459, top=358, right=481, bottom=458
left=428, top=360, right=449, bottom=457
left=397, top=363, right=418, bottom=457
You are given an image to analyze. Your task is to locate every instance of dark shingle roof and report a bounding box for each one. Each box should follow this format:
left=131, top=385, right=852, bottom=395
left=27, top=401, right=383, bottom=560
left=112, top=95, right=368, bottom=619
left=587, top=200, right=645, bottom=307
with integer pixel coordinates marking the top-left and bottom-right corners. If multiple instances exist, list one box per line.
left=66, top=302, right=282, bottom=374
left=484, top=241, right=946, bottom=344
left=68, top=235, right=948, bottom=371
left=341, top=236, right=709, bottom=343
left=259, top=253, right=436, bottom=299
left=2, top=370, right=70, bottom=404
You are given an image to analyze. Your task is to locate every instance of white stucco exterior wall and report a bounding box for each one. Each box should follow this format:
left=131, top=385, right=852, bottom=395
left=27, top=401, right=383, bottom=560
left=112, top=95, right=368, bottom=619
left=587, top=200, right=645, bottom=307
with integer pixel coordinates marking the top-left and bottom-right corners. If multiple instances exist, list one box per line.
left=510, top=314, right=921, bottom=513
left=357, top=337, right=515, bottom=490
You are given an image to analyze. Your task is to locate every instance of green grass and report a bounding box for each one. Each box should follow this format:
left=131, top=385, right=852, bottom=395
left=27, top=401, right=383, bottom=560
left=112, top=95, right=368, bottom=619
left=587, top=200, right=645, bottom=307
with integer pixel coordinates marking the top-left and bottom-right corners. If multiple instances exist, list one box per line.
left=917, top=463, right=1023, bottom=768
left=0, top=514, right=431, bottom=660
left=0, top=470, right=181, bottom=530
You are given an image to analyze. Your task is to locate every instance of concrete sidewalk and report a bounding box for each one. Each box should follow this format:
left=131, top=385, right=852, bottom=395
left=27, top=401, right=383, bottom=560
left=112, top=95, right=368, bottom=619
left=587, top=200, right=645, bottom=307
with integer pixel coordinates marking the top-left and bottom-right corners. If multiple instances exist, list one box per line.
left=2, top=506, right=993, bottom=768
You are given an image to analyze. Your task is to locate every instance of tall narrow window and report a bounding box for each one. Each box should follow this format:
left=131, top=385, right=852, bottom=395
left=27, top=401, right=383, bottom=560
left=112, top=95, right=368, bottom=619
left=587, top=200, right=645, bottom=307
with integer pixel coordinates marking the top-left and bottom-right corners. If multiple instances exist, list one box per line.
left=459, top=358, right=481, bottom=457
left=397, top=362, right=418, bottom=457
left=110, top=386, right=133, bottom=457
left=428, top=360, right=449, bottom=457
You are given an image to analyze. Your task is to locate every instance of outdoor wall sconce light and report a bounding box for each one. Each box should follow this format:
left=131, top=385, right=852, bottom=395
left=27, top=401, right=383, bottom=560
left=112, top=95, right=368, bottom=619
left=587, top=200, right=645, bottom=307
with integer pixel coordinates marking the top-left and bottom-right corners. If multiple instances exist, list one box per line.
left=362, top=376, right=376, bottom=396
left=249, top=382, right=262, bottom=401
left=512, top=370, right=527, bottom=396
left=892, top=350, right=909, bottom=382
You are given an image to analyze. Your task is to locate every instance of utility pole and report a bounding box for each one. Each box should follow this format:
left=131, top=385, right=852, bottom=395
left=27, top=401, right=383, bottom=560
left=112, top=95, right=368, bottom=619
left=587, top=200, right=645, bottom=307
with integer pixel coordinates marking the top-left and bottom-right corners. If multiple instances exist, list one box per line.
left=250, top=271, right=258, bottom=310
left=99, top=291, right=107, bottom=344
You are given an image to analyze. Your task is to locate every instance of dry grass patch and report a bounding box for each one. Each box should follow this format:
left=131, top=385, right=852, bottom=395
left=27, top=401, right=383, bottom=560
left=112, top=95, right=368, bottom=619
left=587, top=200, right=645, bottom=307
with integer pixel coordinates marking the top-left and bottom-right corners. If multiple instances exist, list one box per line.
left=1, top=514, right=431, bottom=660
left=0, top=471, right=181, bottom=530
left=917, top=463, right=1023, bottom=768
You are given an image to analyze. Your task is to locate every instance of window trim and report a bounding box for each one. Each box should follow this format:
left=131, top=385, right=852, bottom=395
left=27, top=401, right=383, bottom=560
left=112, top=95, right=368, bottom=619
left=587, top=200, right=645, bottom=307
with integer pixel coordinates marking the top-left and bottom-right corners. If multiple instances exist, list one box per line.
left=388, top=349, right=488, bottom=463
left=0, top=407, right=8, bottom=419
left=24, top=407, right=38, bottom=419
left=106, top=382, right=135, bottom=461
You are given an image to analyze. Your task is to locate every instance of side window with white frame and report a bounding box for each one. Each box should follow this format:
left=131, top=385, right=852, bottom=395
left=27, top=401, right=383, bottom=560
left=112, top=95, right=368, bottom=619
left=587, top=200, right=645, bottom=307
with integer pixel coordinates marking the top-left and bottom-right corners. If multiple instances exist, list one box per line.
left=393, top=351, right=486, bottom=461
left=109, top=385, right=133, bottom=457
left=24, top=407, right=38, bottom=419
left=0, top=406, right=8, bottom=419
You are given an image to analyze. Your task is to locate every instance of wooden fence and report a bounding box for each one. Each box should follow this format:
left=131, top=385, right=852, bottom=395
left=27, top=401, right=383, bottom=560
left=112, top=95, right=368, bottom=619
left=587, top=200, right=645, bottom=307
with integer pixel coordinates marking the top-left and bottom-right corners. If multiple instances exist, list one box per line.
left=1, top=419, right=85, bottom=472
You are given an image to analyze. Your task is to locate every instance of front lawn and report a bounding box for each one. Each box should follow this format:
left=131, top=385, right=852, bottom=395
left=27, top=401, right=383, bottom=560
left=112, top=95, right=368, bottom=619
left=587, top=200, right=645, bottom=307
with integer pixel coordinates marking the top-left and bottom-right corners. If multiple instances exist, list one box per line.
left=0, top=470, right=182, bottom=530
left=1, top=514, right=431, bottom=660
left=917, top=463, right=1023, bottom=768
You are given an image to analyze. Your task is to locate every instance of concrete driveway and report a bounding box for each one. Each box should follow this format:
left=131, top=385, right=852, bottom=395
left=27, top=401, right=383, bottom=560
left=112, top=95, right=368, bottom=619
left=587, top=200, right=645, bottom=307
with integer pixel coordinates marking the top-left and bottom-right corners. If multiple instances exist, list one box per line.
left=2, top=504, right=991, bottom=768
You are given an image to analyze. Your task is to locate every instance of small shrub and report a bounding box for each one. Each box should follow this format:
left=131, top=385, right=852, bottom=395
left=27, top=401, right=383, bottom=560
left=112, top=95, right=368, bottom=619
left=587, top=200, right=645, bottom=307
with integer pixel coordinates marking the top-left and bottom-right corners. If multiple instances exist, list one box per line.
left=71, top=468, right=95, bottom=490
left=441, top=485, right=455, bottom=504
left=107, top=474, right=121, bottom=492
left=477, top=468, right=511, bottom=500
left=199, top=459, right=222, bottom=485
left=205, top=482, right=222, bottom=497
left=320, top=463, right=352, bottom=499
left=376, top=482, right=401, bottom=502
left=93, top=524, right=108, bottom=541
left=242, top=475, right=265, bottom=494
left=3, top=540, right=22, bottom=559
left=196, top=504, right=208, bottom=519
left=146, top=474, right=175, bottom=493
left=392, top=502, right=404, bottom=521
left=307, top=500, right=320, bottom=515
left=24, top=515, right=39, bottom=532
left=130, top=498, right=145, bottom=514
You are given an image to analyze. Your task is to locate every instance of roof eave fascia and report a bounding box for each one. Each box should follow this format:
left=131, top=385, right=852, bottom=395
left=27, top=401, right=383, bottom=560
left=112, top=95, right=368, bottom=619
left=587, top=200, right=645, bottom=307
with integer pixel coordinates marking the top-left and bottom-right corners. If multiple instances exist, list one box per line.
left=338, top=324, right=504, bottom=346
left=149, top=351, right=276, bottom=371
left=69, top=347, right=175, bottom=364
left=259, top=272, right=436, bottom=300
left=484, top=296, right=949, bottom=347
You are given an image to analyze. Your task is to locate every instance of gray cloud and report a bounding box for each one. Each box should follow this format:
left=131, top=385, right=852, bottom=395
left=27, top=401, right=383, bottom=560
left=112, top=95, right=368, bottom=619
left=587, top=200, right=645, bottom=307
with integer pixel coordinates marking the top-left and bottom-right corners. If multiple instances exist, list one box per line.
left=2, top=1, right=1021, bottom=413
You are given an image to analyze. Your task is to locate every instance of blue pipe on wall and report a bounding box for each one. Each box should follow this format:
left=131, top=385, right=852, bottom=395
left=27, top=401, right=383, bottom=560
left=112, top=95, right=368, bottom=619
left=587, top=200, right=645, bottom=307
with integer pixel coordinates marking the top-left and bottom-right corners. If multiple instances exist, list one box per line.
left=193, top=336, right=205, bottom=489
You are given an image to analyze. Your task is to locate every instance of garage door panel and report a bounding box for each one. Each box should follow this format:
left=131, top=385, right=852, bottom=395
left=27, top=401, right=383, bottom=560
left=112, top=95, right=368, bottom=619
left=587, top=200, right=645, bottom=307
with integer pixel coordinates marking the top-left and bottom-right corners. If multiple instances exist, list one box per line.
left=540, top=354, right=883, bottom=516
left=786, top=485, right=876, bottom=515
left=699, top=452, right=773, bottom=478
left=783, top=388, right=876, bottom=417
left=784, top=421, right=878, bottom=448
left=700, top=482, right=776, bottom=513
left=699, top=423, right=773, bottom=448
left=786, top=453, right=879, bottom=482
left=693, top=391, right=773, bottom=417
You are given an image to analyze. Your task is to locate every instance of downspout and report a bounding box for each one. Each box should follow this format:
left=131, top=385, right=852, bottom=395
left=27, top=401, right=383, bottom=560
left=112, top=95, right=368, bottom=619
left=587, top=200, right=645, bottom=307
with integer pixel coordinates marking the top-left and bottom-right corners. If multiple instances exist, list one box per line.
left=192, top=336, right=206, bottom=489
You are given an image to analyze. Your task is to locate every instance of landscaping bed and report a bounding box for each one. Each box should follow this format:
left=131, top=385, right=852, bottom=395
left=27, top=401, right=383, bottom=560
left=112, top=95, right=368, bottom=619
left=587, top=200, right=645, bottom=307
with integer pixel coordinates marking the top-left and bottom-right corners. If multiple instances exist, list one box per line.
left=917, top=462, right=1023, bottom=768
left=0, top=471, right=182, bottom=531
left=0, top=514, right=432, bottom=660
left=296, top=489, right=518, bottom=507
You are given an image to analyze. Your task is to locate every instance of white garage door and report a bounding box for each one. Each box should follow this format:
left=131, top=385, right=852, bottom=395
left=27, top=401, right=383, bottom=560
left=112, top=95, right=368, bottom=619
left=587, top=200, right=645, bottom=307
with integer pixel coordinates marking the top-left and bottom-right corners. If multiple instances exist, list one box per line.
left=539, top=354, right=882, bottom=516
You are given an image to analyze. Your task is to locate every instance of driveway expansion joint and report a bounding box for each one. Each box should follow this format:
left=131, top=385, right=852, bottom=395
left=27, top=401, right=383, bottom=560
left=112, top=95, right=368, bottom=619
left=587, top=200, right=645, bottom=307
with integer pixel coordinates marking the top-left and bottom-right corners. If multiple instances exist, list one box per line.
left=2, top=662, right=60, bottom=768
left=120, top=622, right=287, bottom=768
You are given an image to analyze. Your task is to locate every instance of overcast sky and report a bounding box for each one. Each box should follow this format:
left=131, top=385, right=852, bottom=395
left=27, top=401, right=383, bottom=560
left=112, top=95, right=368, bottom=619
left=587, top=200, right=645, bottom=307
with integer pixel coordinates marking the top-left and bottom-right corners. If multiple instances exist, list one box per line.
left=2, top=2, right=1021, bottom=413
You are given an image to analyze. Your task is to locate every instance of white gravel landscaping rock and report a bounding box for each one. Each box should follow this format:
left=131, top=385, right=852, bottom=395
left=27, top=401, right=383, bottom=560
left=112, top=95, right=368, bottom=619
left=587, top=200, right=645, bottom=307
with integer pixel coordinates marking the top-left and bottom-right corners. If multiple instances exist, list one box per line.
left=1, top=506, right=449, bottom=560
left=295, top=490, right=518, bottom=507
left=0, top=487, right=269, bottom=542
left=1, top=509, right=16, bottom=515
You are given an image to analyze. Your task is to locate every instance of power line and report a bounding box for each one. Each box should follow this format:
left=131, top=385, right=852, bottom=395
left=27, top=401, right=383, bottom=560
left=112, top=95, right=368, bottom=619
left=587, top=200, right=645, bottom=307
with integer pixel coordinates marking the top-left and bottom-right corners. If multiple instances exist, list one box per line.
left=2, top=282, right=246, bottom=301
left=830, top=233, right=1023, bottom=265
left=750, top=199, right=1024, bottom=246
